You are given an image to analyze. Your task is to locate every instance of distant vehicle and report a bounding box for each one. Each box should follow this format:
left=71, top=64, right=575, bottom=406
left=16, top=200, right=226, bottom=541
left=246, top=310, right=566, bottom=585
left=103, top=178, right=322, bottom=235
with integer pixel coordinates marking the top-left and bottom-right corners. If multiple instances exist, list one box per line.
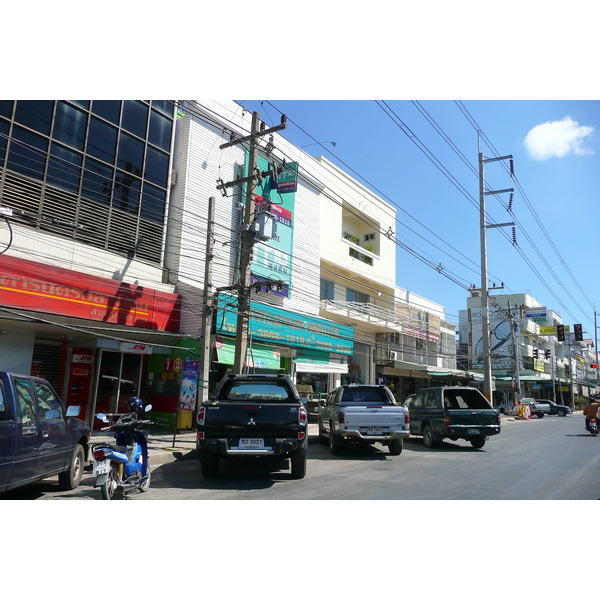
left=403, top=386, right=500, bottom=449
left=318, top=384, right=410, bottom=455
left=533, top=399, right=571, bottom=417
left=196, top=374, right=308, bottom=479
left=520, top=398, right=551, bottom=418
left=0, top=371, right=90, bottom=494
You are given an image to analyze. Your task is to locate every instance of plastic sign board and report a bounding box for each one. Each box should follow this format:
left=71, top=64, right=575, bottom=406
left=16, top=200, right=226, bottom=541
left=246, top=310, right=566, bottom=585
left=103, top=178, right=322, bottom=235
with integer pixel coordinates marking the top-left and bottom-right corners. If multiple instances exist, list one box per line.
left=539, top=325, right=571, bottom=336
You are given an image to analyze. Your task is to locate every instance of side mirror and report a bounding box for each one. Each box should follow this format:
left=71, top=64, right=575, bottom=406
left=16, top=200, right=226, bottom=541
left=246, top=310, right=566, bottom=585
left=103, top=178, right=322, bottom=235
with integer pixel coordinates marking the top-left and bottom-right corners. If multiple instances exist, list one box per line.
left=96, top=413, right=110, bottom=423
left=66, top=405, right=81, bottom=417
left=318, top=399, right=326, bottom=407
left=145, top=404, right=153, bottom=412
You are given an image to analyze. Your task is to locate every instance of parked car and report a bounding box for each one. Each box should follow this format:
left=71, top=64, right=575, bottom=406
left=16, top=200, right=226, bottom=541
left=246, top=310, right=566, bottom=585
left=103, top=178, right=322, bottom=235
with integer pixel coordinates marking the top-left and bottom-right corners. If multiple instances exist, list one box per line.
left=403, top=386, right=500, bottom=449
left=0, top=371, right=90, bottom=494
left=318, top=384, right=410, bottom=455
left=533, top=399, right=571, bottom=417
left=520, top=397, right=551, bottom=418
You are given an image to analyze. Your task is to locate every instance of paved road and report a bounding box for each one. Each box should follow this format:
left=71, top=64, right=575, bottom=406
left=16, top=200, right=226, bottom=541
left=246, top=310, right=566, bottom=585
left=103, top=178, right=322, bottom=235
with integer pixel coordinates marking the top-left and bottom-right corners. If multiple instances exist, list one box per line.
left=4, top=412, right=600, bottom=500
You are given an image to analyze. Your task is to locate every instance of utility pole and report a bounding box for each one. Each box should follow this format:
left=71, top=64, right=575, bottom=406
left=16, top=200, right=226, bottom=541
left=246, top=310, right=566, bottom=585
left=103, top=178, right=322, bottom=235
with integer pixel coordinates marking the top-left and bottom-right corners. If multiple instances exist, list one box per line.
left=478, top=141, right=514, bottom=402
left=198, top=196, right=215, bottom=411
left=216, top=111, right=287, bottom=373
left=506, top=301, right=521, bottom=405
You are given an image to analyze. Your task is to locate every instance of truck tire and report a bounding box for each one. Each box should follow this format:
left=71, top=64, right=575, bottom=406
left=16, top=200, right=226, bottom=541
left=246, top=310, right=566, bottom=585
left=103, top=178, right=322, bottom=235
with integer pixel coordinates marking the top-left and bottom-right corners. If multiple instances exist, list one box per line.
left=470, top=435, right=486, bottom=449
left=388, top=439, right=403, bottom=455
left=557, top=409, right=566, bottom=417
left=58, top=443, right=85, bottom=490
left=422, top=424, right=439, bottom=449
left=200, top=452, right=220, bottom=478
left=290, top=450, right=306, bottom=479
left=536, top=413, right=544, bottom=418
left=329, top=425, right=343, bottom=455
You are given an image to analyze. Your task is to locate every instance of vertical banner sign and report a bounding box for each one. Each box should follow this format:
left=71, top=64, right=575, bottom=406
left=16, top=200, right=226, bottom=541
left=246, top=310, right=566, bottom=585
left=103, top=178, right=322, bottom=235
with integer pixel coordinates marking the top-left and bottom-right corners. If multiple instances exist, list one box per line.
left=246, top=153, right=296, bottom=298
left=178, top=357, right=198, bottom=412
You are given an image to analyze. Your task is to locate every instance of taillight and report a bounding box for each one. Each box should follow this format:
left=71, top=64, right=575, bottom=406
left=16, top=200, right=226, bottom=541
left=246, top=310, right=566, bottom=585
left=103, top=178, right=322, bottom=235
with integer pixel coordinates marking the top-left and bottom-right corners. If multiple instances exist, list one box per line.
left=405, top=411, right=410, bottom=424
left=339, top=411, right=345, bottom=424
left=197, top=406, right=205, bottom=426
left=93, top=447, right=110, bottom=460
left=443, top=416, right=451, bottom=426
left=298, top=405, right=307, bottom=440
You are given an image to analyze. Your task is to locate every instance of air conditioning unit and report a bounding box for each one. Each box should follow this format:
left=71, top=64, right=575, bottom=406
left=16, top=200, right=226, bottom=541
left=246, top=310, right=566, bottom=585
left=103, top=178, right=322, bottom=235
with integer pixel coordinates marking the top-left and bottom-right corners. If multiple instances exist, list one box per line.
left=388, top=350, right=400, bottom=361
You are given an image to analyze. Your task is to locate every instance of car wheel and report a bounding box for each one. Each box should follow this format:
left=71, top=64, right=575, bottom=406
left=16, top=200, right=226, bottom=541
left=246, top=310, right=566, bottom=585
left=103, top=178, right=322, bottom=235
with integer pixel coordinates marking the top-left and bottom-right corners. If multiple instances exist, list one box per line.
left=329, top=424, right=343, bottom=455
left=537, top=413, right=544, bottom=418
left=470, top=435, right=486, bottom=449
left=388, top=439, right=403, bottom=455
left=557, top=409, right=566, bottom=417
left=58, top=443, right=85, bottom=490
left=422, top=424, right=438, bottom=448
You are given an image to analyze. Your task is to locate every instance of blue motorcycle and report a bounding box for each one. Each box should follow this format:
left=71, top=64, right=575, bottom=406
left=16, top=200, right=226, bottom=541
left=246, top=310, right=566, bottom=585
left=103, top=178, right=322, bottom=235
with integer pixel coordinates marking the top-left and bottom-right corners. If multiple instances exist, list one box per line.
left=92, top=398, right=152, bottom=500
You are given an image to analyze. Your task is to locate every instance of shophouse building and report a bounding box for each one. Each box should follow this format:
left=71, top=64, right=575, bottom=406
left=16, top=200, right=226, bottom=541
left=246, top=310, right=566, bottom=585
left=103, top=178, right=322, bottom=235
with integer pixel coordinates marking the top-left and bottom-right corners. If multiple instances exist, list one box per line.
left=459, top=291, right=598, bottom=407
left=0, top=100, right=183, bottom=426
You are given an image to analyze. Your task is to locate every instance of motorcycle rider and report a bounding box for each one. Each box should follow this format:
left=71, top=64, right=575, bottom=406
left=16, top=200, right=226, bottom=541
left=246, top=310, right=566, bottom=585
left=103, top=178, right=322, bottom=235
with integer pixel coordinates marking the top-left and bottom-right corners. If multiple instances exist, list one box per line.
left=583, top=396, right=600, bottom=431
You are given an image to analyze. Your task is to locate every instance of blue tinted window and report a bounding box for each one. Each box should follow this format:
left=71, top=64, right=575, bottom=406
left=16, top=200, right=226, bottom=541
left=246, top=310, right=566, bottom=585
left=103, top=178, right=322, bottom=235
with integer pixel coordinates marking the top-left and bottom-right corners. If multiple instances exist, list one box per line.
left=0, top=100, right=13, bottom=120
left=7, top=125, right=48, bottom=179
left=82, top=157, right=113, bottom=205
left=15, top=100, right=54, bottom=136
left=53, top=102, right=88, bottom=151
left=141, top=182, right=166, bottom=223
left=69, top=100, right=90, bottom=109
left=144, top=146, right=169, bottom=187
left=91, top=100, right=121, bottom=125
left=117, top=132, right=144, bottom=176
left=151, top=100, right=174, bottom=118
left=148, top=109, right=172, bottom=151
left=87, top=116, right=117, bottom=164
left=0, top=120, right=8, bottom=166
left=122, top=100, right=148, bottom=138
left=47, top=143, right=82, bottom=193
left=114, top=170, right=140, bottom=214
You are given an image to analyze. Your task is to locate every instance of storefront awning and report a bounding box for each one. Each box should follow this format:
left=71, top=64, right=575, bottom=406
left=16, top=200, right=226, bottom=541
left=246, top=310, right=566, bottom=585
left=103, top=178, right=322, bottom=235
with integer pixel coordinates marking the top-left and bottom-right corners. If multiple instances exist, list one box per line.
left=215, top=337, right=281, bottom=370
left=295, top=349, right=348, bottom=374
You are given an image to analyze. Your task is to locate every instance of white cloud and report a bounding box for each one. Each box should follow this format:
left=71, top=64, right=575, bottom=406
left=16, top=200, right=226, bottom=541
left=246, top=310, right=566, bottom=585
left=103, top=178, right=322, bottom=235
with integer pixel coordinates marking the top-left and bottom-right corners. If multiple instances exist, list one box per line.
left=524, top=116, right=595, bottom=160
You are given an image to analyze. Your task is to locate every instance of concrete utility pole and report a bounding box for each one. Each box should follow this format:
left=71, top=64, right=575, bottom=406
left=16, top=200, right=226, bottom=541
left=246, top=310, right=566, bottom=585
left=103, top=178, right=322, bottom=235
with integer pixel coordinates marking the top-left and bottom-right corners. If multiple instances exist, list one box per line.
left=506, top=301, right=521, bottom=403
left=478, top=143, right=514, bottom=403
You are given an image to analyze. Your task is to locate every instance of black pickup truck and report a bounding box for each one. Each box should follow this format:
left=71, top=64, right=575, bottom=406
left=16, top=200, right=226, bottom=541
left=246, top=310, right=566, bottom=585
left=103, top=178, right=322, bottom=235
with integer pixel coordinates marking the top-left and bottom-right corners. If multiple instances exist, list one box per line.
left=196, top=373, right=308, bottom=479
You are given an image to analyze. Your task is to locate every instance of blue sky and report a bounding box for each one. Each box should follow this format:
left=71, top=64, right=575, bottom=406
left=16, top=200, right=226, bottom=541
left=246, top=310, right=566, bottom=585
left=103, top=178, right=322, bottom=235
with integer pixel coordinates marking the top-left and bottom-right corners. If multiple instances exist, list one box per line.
left=238, top=100, right=600, bottom=336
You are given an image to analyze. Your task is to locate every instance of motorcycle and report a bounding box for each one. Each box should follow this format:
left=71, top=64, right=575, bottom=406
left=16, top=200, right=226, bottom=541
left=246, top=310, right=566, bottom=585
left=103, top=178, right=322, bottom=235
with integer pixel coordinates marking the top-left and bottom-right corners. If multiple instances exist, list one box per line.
left=588, top=418, right=598, bottom=436
left=92, top=404, right=152, bottom=499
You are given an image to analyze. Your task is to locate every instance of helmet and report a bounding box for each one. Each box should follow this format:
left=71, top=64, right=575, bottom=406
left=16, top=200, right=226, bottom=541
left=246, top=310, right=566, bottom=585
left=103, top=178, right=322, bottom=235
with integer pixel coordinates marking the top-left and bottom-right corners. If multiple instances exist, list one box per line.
left=128, top=397, right=144, bottom=413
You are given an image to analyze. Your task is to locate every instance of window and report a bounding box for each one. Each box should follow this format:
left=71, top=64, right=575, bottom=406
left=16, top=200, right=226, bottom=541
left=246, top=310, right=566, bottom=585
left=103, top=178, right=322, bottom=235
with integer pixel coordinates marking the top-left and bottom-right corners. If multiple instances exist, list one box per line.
left=82, top=157, right=113, bottom=205
left=7, top=125, right=48, bottom=179
left=15, top=100, right=53, bottom=136
left=149, top=109, right=172, bottom=151
left=346, top=287, right=369, bottom=304
left=117, top=131, right=144, bottom=176
left=121, top=100, right=148, bottom=138
left=53, top=102, right=88, bottom=151
left=87, top=116, right=117, bottom=164
left=320, top=279, right=334, bottom=300
left=141, top=182, right=166, bottom=223
left=47, top=142, right=82, bottom=193
left=91, top=100, right=121, bottom=125
left=34, top=382, right=64, bottom=420
left=144, top=145, right=169, bottom=187
left=15, top=377, right=37, bottom=433
left=0, top=381, right=12, bottom=420
left=114, top=170, right=140, bottom=213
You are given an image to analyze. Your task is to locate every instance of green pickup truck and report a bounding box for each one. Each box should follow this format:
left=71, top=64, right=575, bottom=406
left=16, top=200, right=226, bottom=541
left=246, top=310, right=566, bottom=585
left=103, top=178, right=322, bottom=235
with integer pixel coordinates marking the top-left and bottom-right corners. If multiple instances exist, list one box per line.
left=403, top=386, right=501, bottom=449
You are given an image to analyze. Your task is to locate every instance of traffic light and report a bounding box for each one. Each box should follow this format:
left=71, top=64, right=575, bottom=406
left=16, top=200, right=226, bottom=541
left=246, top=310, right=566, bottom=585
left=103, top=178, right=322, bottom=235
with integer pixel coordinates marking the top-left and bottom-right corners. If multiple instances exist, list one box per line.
left=574, top=323, right=583, bottom=341
left=556, top=324, right=565, bottom=341
left=544, top=349, right=551, bottom=359
left=533, top=348, right=539, bottom=359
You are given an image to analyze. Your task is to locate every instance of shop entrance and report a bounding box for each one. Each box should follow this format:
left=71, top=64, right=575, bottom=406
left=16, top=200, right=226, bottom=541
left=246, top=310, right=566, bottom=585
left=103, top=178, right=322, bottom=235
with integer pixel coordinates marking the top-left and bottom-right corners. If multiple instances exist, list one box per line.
left=94, top=350, right=143, bottom=419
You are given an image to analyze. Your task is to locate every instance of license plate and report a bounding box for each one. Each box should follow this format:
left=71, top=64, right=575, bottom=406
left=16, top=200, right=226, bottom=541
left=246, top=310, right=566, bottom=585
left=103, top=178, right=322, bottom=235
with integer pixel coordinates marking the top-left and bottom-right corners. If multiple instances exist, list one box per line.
left=366, top=427, right=382, bottom=435
left=467, top=429, right=480, bottom=435
left=93, top=459, right=110, bottom=476
left=239, top=438, right=264, bottom=449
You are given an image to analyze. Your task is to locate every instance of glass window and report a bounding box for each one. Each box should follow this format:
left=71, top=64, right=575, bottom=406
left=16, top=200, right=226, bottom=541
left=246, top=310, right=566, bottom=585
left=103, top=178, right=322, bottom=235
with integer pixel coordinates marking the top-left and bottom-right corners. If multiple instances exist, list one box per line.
left=69, top=100, right=90, bottom=110
left=15, top=377, right=37, bottom=433
left=87, top=116, right=117, bottom=164
left=121, top=100, right=148, bottom=138
left=0, top=100, right=13, bottom=120
left=140, top=183, right=165, bottom=223
left=15, top=100, right=54, bottom=136
left=117, top=131, right=144, bottom=176
left=320, top=279, right=334, bottom=300
left=82, top=157, right=113, bottom=205
left=114, top=170, right=140, bottom=213
left=144, top=145, right=169, bottom=187
left=34, top=381, right=64, bottom=420
left=346, top=287, right=369, bottom=304
left=53, top=101, right=88, bottom=151
left=148, top=109, right=172, bottom=151
left=7, top=125, right=48, bottom=180
left=151, top=100, right=174, bottom=117
left=91, top=100, right=121, bottom=125
left=47, top=143, right=82, bottom=193
left=0, top=119, right=9, bottom=166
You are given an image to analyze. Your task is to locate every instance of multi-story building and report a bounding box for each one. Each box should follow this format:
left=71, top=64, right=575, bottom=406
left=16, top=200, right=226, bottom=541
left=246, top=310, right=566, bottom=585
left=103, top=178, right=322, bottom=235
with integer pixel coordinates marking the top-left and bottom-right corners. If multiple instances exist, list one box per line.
left=0, top=100, right=183, bottom=426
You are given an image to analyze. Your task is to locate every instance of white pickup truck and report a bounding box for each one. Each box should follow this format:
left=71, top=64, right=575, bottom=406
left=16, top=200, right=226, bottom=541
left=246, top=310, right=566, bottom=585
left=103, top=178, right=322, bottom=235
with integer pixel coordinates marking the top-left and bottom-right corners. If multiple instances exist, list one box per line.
left=521, top=398, right=551, bottom=418
left=317, top=384, right=410, bottom=455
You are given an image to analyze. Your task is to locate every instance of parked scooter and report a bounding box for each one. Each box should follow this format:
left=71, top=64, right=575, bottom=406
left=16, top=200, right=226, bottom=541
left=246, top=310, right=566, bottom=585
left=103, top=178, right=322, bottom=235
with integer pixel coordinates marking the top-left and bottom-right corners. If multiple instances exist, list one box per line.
left=587, top=417, right=598, bottom=436
left=92, top=398, right=153, bottom=500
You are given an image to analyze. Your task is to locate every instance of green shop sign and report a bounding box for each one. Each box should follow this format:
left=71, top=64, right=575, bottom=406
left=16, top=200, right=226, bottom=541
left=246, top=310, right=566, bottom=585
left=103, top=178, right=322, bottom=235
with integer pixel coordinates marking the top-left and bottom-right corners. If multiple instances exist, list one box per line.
left=217, top=294, right=354, bottom=355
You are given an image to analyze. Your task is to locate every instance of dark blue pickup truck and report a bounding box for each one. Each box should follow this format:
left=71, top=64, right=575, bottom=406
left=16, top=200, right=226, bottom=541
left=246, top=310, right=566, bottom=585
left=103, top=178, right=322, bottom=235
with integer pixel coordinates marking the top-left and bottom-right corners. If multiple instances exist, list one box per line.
left=0, top=371, right=90, bottom=494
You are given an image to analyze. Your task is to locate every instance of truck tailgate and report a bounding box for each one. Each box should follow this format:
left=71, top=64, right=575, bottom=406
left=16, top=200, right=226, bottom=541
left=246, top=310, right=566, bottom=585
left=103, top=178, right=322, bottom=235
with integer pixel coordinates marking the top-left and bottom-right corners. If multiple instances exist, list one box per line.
left=342, top=406, right=406, bottom=428
left=447, top=409, right=499, bottom=427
